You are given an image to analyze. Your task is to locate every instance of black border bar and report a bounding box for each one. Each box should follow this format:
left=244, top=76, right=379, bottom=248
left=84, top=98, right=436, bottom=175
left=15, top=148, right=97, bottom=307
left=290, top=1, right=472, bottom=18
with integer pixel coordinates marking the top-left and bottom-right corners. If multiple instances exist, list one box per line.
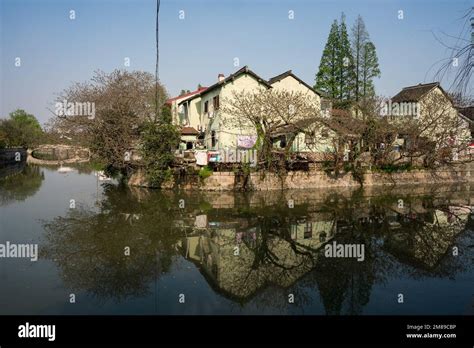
left=0, top=315, right=473, bottom=346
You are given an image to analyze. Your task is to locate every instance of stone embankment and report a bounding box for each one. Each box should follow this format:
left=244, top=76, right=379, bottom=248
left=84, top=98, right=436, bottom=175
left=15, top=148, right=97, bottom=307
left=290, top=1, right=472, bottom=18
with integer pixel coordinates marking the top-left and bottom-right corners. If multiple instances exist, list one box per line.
left=128, top=163, right=473, bottom=191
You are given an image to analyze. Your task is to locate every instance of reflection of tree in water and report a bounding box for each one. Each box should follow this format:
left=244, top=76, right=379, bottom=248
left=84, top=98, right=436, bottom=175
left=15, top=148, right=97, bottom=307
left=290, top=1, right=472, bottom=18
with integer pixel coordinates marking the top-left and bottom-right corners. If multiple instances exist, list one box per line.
left=207, top=187, right=473, bottom=314
left=308, top=191, right=377, bottom=315
left=305, top=188, right=474, bottom=315
left=41, top=183, right=474, bottom=312
left=0, top=164, right=44, bottom=205
left=41, top=184, right=185, bottom=303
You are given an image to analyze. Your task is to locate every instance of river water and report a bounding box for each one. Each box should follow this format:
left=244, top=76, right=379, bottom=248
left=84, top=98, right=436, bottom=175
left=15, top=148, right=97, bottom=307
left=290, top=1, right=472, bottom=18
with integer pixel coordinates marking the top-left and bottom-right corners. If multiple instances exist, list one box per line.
left=0, top=163, right=473, bottom=315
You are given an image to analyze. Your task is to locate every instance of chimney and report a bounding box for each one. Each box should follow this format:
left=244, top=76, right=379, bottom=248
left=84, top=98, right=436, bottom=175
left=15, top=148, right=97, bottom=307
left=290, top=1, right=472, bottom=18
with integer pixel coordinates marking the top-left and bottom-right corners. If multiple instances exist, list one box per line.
left=218, top=73, right=225, bottom=82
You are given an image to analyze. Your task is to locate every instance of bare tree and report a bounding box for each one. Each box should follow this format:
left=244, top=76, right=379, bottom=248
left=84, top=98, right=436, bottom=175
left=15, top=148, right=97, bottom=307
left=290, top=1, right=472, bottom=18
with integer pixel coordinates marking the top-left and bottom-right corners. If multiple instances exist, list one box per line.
left=391, top=91, right=471, bottom=167
left=433, top=7, right=473, bottom=96
left=221, top=89, right=321, bottom=169
left=49, top=70, right=168, bottom=175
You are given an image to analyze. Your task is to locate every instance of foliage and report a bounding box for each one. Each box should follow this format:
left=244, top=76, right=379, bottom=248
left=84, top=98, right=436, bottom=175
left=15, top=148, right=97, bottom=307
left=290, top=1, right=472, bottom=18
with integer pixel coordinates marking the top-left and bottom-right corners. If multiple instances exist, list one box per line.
left=316, top=14, right=380, bottom=106
left=376, top=163, right=412, bottom=173
left=221, top=89, right=321, bottom=170
left=0, top=109, right=43, bottom=149
left=315, top=14, right=357, bottom=103
left=351, top=15, right=380, bottom=101
left=360, top=42, right=380, bottom=98
left=315, top=20, right=341, bottom=99
left=0, top=128, right=7, bottom=149
left=337, top=13, right=357, bottom=101
left=50, top=70, right=168, bottom=176
left=198, top=166, right=213, bottom=180
left=140, top=115, right=181, bottom=188
left=0, top=165, right=45, bottom=206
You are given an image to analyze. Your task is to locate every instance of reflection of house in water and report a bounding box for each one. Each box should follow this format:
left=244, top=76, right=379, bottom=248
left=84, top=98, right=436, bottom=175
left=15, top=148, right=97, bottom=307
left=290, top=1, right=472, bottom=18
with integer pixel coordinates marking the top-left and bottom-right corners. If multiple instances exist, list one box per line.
left=176, top=214, right=335, bottom=301
left=383, top=207, right=471, bottom=270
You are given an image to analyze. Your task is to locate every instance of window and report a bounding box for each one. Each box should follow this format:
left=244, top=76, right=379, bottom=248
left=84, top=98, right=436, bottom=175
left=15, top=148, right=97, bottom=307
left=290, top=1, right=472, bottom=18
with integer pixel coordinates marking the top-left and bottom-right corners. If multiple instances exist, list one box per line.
left=211, top=131, right=216, bottom=148
left=280, top=135, right=286, bottom=148
left=319, top=232, right=327, bottom=243
left=305, top=133, right=315, bottom=145
left=204, top=101, right=209, bottom=113
left=321, top=128, right=329, bottom=138
left=290, top=225, right=297, bottom=240
left=213, top=95, right=220, bottom=110
left=304, top=222, right=312, bottom=239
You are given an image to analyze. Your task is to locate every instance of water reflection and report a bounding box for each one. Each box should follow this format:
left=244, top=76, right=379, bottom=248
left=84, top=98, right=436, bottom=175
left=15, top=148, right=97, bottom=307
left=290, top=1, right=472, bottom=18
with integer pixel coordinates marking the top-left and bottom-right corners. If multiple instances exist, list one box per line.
left=39, top=181, right=474, bottom=313
left=0, top=164, right=44, bottom=205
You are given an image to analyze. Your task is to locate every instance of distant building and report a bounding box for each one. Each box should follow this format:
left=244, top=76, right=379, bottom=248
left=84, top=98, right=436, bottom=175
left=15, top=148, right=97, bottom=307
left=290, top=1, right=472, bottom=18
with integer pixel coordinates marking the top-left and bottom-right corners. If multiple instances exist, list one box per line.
left=390, top=82, right=472, bottom=148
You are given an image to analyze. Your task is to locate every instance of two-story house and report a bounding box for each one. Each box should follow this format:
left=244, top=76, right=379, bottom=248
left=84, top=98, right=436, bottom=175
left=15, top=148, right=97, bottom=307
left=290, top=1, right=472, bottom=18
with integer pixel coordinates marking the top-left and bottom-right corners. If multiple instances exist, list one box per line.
left=168, top=66, right=329, bottom=152
left=390, top=82, right=472, bottom=151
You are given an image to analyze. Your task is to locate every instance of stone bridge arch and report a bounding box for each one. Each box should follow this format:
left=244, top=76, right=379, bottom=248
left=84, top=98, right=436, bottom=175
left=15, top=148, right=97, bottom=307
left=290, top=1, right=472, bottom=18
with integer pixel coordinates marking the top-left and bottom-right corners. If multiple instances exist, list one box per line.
left=29, top=144, right=90, bottom=165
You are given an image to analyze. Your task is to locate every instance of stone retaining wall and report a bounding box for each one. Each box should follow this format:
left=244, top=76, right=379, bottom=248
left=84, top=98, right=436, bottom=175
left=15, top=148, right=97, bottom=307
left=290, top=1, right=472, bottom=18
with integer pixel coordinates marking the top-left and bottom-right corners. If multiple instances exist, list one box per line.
left=128, top=164, right=473, bottom=191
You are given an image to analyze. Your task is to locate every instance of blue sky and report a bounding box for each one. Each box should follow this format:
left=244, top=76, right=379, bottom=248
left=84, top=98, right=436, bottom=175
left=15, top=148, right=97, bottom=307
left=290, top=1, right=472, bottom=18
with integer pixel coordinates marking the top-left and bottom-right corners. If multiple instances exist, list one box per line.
left=1, top=0, right=472, bottom=125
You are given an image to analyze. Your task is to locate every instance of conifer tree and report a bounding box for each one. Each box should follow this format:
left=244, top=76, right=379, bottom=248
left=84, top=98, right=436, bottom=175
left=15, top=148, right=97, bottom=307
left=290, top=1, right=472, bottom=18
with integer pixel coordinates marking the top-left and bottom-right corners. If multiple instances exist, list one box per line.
left=315, top=14, right=356, bottom=108
left=351, top=15, right=380, bottom=101
left=338, top=13, right=356, bottom=103
left=360, top=41, right=380, bottom=97
left=315, top=20, right=340, bottom=99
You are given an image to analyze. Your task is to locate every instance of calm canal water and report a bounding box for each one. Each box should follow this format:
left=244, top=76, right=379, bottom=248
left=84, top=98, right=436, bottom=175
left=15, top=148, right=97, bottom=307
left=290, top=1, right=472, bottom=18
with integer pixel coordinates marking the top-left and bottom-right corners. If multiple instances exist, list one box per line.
left=1, top=163, right=473, bottom=315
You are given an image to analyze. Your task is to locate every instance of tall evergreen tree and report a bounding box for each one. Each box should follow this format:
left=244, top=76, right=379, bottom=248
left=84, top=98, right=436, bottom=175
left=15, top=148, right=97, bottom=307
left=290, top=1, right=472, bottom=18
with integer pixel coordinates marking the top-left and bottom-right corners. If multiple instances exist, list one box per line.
left=338, top=13, right=356, bottom=102
left=315, top=20, right=340, bottom=99
left=315, top=14, right=356, bottom=107
left=351, top=15, right=368, bottom=103
left=351, top=15, right=380, bottom=100
left=360, top=41, right=380, bottom=97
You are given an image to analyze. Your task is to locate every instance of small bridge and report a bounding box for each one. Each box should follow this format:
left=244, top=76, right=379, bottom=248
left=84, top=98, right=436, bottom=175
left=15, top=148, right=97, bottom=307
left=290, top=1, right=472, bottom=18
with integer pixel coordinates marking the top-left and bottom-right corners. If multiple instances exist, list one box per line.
left=28, top=144, right=90, bottom=165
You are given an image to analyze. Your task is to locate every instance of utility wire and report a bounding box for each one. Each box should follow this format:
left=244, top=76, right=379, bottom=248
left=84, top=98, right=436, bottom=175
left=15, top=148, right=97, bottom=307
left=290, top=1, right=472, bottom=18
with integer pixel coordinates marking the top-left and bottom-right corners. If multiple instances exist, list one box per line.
left=155, top=0, right=161, bottom=122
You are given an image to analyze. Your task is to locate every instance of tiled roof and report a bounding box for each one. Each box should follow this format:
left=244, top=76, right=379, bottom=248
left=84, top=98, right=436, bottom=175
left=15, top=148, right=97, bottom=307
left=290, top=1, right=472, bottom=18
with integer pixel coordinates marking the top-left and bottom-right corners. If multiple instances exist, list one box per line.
left=268, top=70, right=324, bottom=97
left=391, top=82, right=440, bottom=103
left=166, top=87, right=208, bottom=104
left=457, top=106, right=474, bottom=121
left=202, top=66, right=272, bottom=95
left=331, top=108, right=350, bottom=117
left=177, top=66, right=273, bottom=105
left=181, top=126, right=199, bottom=135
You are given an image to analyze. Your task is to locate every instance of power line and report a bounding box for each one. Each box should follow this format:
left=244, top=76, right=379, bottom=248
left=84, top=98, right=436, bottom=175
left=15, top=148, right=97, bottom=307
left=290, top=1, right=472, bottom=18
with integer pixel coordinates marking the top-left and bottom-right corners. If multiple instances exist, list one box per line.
left=155, top=0, right=161, bottom=121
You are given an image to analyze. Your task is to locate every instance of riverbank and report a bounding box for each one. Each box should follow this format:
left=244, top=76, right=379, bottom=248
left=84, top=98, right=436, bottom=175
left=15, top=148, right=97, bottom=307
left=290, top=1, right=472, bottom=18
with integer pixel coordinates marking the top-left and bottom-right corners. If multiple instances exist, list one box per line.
left=129, top=163, right=473, bottom=191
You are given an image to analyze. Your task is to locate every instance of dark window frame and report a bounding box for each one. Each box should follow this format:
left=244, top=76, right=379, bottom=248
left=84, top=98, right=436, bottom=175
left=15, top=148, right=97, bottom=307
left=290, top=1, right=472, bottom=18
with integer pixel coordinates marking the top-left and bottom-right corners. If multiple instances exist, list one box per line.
left=213, top=95, right=220, bottom=110
left=211, top=130, right=216, bottom=148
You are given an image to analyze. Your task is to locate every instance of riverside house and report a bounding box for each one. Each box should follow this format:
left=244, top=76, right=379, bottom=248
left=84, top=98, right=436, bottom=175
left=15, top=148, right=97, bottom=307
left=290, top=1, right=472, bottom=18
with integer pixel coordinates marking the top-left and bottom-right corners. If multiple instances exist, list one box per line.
left=388, top=82, right=472, bottom=152
left=167, top=66, right=333, bottom=154
left=167, top=69, right=472, bottom=163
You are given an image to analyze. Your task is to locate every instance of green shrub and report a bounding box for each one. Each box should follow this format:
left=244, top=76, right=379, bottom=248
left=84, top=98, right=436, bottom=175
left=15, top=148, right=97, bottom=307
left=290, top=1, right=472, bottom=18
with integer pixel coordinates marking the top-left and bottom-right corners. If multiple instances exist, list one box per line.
left=141, top=120, right=181, bottom=188
left=198, top=166, right=213, bottom=180
left=378, top=163, right=412, bottom=173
